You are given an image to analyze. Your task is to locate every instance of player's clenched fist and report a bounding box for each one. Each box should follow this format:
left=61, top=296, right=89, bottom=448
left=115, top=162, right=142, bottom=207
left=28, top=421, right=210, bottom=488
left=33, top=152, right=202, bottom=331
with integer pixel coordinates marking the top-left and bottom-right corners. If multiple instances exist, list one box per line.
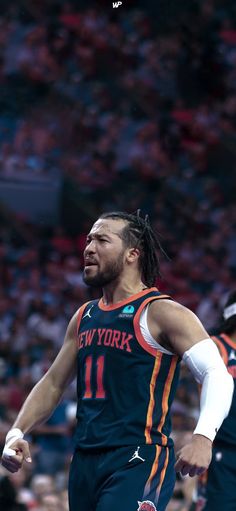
left=1, top=428, right=32, bottom=473
left=175, top=434, right=212, bottom=477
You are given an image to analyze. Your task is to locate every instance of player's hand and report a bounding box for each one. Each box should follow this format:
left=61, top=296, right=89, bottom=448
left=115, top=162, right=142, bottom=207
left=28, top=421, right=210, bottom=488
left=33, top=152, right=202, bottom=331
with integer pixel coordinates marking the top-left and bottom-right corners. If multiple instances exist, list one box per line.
left=1, top=439, right=32, bottom=473
left=174, top=434, right=212, bottom=477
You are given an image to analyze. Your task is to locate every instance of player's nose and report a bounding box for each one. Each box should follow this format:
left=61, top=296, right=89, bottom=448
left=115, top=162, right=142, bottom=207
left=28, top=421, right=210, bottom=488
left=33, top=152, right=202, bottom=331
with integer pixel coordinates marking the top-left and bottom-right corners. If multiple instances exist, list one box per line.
left=84, top=239, right=96, bottom=255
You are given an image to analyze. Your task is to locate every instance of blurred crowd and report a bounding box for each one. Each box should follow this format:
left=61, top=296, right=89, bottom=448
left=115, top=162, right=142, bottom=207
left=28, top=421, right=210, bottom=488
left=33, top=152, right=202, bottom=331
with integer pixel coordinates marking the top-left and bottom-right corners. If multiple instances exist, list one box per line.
left=0, top=0, right=236, bottom=509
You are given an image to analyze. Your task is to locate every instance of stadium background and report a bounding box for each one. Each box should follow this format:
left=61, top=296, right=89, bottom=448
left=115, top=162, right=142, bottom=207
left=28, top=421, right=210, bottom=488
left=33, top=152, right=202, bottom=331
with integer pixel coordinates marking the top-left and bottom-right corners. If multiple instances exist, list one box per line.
left=0, top=0, right=235, bottom=509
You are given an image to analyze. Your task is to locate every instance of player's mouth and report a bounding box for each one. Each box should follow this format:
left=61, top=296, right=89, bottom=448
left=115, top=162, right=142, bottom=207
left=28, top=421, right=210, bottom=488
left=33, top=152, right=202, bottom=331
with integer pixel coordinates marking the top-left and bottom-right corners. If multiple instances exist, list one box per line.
left=84, top=260, right=98, bottom=268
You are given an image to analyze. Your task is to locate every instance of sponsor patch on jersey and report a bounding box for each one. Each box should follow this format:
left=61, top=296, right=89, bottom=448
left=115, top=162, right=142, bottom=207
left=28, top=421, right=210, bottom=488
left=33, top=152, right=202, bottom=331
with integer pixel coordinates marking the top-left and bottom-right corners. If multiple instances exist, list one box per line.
left=137, top=501, right=157, bottom=511
left=119, top=304, right=135, bottom=318
left=122, top=305, right=135, bottom=314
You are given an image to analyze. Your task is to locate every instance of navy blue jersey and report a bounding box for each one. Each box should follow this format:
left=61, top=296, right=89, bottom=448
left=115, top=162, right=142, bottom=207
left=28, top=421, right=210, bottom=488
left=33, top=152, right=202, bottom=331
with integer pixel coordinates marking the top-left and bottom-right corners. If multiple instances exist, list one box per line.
left=74, top=288, right=181, bottom=450
left=213, top=333, right=236, bottom=446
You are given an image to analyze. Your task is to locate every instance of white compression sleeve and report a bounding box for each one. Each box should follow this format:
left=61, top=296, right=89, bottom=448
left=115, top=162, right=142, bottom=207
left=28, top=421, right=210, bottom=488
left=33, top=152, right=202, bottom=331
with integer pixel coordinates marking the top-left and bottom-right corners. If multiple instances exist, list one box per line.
left=183, top=338, right=234, bottom=442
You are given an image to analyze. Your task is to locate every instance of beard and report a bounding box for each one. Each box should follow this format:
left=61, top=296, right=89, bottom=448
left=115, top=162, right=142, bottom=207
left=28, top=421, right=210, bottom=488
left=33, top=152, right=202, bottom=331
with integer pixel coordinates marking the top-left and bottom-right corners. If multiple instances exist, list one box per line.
left=83, top=252, right=124, bottom=287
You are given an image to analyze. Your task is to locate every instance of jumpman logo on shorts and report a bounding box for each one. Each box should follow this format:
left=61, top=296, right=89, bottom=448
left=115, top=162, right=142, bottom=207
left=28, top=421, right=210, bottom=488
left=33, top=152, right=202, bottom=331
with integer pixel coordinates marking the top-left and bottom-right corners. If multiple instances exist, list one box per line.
left=129, top=446, right=145, bottom=462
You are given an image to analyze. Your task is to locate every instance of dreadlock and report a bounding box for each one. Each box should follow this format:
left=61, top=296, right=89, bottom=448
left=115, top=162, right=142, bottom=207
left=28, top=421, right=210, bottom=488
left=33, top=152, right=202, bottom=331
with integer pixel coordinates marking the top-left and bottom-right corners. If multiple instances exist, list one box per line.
left=99, top=210, right=163, bottom=287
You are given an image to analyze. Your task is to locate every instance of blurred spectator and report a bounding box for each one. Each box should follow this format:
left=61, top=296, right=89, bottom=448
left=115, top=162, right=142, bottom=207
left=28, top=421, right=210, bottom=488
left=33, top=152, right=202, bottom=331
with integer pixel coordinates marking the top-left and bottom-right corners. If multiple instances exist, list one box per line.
left=41, top=493, right=68, bottom=511
left=30, top=474, right=56, bottom=509
left=27, top=301, right=67, bottom=349
left=32, top=400, right=72, bottom=475
left=0, top=470, right=27, bottom=511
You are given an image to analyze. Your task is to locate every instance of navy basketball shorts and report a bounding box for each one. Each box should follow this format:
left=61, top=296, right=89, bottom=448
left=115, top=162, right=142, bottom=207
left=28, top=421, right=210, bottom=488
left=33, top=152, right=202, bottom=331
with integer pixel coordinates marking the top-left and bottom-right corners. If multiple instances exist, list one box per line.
left=69, top=444, right=175, bottom=511
left=196, top=443, right=236, bottom=511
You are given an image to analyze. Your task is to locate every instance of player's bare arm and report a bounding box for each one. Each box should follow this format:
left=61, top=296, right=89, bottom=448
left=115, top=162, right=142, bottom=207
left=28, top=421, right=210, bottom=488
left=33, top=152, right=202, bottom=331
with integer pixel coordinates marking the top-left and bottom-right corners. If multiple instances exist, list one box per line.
left=147, top=298, right=209, bottom=356
left=147, top=299, right=234, bottom=477
left=1, top=309, right=79, bottom=473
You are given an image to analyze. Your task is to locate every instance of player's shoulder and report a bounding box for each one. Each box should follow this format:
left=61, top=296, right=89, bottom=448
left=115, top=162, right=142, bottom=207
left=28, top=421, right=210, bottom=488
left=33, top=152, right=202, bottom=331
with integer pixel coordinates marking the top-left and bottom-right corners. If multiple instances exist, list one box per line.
left=149, top=297, right=189, bottom=314
left=148, top=297, right=198, bottom=324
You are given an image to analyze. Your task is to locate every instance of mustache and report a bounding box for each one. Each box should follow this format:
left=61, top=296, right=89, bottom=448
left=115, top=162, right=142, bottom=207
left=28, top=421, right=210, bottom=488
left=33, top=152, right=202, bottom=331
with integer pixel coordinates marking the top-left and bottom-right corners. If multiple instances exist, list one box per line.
left=84, top=258, right=98, bottom=265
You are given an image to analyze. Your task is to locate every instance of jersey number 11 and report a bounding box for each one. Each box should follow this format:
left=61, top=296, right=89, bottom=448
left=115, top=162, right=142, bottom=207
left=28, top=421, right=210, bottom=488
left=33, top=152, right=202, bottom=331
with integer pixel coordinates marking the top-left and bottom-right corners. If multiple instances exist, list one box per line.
left=83, top=355, right=106, bottom=399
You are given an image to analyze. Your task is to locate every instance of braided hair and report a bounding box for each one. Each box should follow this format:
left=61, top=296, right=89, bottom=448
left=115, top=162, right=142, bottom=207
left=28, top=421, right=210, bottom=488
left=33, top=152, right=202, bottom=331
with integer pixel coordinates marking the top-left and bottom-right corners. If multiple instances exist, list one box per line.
left=99, top=210, right=162, bottom=287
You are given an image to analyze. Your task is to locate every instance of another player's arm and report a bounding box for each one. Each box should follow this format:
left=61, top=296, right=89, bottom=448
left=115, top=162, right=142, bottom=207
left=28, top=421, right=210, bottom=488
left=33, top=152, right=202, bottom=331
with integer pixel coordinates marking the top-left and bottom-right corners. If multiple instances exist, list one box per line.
left=1, top=310, right=79, bottom=473
left=148, top=300, right=234, bottom=477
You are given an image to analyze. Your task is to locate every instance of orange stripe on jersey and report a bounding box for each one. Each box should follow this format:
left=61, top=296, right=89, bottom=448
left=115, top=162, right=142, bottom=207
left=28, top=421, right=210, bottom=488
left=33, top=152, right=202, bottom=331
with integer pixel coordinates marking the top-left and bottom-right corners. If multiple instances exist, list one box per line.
left=220, top=333, right=236, bottom=350
left=133, top=294, right=172, bottom=357
left=98, top=287, right=160, bottom=311
left=144, top=444, right=161, bottom=496
left=157, top=357, right=178, bottom=446
left=155, top=447, right=169, bottom=501
left=212, top=335, right=228, bottom=365
left=145, top=353, right=163, bottom=444
left=77, top=301, right=91, bottom=333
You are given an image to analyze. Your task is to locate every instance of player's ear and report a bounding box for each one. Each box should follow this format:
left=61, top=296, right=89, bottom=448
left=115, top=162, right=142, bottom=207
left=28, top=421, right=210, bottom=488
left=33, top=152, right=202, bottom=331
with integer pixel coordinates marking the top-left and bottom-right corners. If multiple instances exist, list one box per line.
left=126, top=247, right=140, bottom=263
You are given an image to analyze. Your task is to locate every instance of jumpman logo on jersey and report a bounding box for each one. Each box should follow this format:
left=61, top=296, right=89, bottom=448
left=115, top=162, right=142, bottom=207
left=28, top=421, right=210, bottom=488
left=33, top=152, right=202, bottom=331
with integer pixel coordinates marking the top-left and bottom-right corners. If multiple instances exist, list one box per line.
left=129, top=446, right=145, bottom=463
left=229, top=349, right=236, bottom=361
left=83, top=305, right=94, bottom=319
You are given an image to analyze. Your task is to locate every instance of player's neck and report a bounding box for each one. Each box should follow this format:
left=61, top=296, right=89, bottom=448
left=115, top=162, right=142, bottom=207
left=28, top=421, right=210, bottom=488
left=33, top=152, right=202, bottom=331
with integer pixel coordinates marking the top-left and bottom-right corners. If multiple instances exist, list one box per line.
left=102, top=276, right=147, bottom=305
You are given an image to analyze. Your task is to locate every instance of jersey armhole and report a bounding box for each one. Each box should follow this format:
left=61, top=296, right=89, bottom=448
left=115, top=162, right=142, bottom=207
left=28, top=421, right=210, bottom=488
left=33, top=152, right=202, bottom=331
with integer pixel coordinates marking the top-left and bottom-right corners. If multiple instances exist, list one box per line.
left=140, top=304, right=174, bottom=355
left=133, top=295, right=176, bottom=357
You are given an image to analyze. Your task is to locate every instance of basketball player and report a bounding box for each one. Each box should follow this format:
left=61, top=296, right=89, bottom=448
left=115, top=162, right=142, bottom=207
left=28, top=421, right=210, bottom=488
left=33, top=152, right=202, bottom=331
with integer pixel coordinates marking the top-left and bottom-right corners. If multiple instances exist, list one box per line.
left=1, top=211, right=233, bottom=511
left=191, top=291, right=236, bottom=511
